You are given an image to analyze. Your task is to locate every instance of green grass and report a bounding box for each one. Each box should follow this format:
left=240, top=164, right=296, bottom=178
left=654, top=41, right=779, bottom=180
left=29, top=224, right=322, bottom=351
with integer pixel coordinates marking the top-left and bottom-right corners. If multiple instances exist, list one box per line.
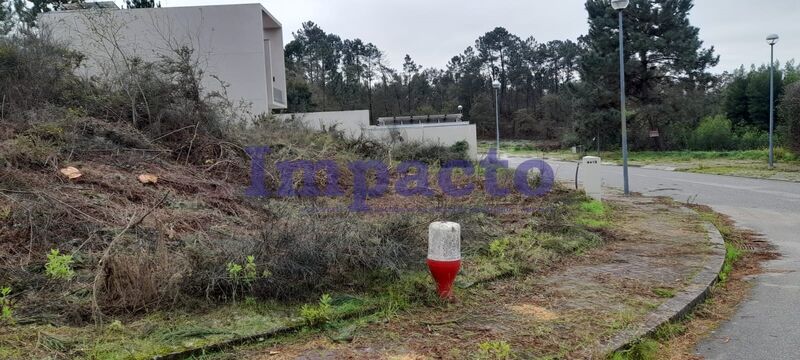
left=719, top=243, right=744, bottom=283
left=600, top=148, right=798, bottom=163
left=652, top=288, right=676, bottom=299
left=609, top=339, right=659, bottom=360
left=652, top=322, right=686, bottom=341
left=0, top=296, right=377, bottom=360
left=480, top=140, right=800, bottom=164
left=477, top=340, right=513, bottom=360
left=577, top=200, right=611, bottom=228
left=481, top=140, right=800, bottom=181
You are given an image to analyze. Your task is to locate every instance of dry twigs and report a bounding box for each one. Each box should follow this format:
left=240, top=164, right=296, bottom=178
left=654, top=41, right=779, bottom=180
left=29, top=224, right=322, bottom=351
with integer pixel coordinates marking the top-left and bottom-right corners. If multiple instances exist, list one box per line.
left=91, top=192, right=169, bottom=324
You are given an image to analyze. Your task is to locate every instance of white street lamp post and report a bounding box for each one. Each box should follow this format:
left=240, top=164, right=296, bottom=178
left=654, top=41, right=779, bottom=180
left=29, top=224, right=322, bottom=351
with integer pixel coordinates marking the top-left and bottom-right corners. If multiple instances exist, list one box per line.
left=492, top=80, right=501, bottom=152
left=612, top=0, right=630, bottom=195
left=767, top=34, right=779, bottom=169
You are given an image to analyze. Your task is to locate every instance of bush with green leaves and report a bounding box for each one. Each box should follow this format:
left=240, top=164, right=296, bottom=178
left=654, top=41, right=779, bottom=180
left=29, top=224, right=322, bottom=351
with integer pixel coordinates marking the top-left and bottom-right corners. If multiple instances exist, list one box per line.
left=299, top=293, right=334, bottom=326
left=226, top=262, right=243, bottom=281
left=227, top=256, right=259, bottom=284
left=243, top=255, right=258, bottom=283
left=689, top=115, right=736, bottom=151
left=1, top=286, right=12, bottom=324
left=225, top=256, right=264, bottom=302
left=488, top=238, right=511, bottom=259
left=477, top=340, right=512, bottom=360
left=45, top=249, right=75, bottom=280
left=736, top=127, right=769, bottom=150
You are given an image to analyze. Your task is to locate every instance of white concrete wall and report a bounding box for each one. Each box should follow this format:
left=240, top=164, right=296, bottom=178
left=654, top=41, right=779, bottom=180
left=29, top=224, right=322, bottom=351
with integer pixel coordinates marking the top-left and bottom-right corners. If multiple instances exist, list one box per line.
left=366, top=123, right=478, bottom=160
left=275, top=110, right=370, bottom=139
left=276, top=110, right=478, bottom=160
left=40, top=4, right=286, bottom=116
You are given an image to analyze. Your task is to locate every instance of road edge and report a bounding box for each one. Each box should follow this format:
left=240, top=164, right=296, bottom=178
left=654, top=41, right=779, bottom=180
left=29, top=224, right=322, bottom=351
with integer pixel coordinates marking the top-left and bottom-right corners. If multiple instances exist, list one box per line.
left=599, top=208, right=727, bottom=355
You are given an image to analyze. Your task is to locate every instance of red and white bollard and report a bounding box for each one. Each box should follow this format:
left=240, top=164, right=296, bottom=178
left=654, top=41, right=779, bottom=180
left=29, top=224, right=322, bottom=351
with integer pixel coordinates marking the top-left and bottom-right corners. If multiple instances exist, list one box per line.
left=427, top=222, right=461, bottom=299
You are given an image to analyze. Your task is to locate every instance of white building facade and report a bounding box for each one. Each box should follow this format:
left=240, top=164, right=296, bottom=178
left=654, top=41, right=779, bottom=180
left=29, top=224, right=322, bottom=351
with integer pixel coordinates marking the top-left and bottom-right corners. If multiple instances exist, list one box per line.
left=40, top=3, right=287, bottom=115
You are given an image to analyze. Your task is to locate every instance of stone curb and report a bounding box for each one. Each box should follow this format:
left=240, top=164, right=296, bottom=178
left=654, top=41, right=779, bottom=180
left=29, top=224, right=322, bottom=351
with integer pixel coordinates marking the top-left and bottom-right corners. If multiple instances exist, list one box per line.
left=599, top=209, right=727, bottom=355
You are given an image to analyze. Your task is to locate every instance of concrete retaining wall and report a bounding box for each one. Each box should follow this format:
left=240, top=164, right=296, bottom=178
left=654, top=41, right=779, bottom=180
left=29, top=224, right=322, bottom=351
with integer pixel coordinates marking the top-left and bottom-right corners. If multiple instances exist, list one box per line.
left=276, top=110, right=479, bottom=160
left=274, top=110, right=369, bottom=139
left=365, top=123, right=478, bottom=160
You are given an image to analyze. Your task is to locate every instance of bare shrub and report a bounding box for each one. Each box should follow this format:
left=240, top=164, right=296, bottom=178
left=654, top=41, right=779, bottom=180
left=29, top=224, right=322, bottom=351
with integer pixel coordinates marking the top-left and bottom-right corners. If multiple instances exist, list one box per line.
left=0, top=34, right=84, bottom=114
left=253, top=212, right=426, bottom=298
left=392, top=140, right=470, bottom=166
left=98, top=245, right=188, bottom=313
left=0, top=31, right=592, bottom=329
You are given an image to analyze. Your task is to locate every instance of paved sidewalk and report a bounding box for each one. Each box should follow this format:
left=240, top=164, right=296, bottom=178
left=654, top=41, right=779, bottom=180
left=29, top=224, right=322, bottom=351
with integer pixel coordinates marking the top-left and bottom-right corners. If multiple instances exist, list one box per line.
left=245, top=196, right=719, bottom=359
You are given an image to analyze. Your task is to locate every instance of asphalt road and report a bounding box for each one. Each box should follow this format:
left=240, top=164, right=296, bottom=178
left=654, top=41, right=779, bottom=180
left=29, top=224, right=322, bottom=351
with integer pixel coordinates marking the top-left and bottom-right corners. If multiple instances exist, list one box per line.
left=506, top=158, right=800, bottom=360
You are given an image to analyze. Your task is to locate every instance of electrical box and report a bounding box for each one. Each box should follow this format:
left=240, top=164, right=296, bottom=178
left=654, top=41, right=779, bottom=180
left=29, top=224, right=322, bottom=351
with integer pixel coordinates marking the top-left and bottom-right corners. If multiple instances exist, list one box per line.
left=580, top=156, right=602, bottom=201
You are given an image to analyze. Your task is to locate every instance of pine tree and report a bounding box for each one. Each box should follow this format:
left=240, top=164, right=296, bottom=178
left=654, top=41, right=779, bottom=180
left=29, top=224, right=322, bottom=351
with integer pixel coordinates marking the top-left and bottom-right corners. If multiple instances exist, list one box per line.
left=724, top=67, right=750, bottom=126
left=579, top=0, right=719, bottom=149
left=0, top=0, right=12, bottom=35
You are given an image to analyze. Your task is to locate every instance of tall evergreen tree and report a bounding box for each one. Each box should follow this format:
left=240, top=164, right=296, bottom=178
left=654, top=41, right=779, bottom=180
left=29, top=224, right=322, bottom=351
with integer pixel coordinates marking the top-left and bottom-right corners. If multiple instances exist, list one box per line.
left=0, top=0, right=12, bottom=35
left=580, top=0, right=719, bottom=149
left=724, top=67, right=750, bottom=126
left=745, top=65, right=783, bottom=131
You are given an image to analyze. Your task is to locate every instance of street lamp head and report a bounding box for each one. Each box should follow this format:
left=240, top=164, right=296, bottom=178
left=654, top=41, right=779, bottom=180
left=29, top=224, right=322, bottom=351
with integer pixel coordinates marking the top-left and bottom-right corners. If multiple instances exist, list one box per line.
left=766, top=34, right=779, bottom=46
left=457, top=105, right=463, bottom=112
left=492, top=80, right=501, bottom=90
left=611, top=0, right=630, bottom=10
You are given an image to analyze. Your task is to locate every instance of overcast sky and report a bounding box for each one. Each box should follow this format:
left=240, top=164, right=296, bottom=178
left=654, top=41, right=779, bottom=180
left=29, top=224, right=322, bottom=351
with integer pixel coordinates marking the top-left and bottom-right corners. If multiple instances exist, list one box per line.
left=160, top=0, right=798, bottom=73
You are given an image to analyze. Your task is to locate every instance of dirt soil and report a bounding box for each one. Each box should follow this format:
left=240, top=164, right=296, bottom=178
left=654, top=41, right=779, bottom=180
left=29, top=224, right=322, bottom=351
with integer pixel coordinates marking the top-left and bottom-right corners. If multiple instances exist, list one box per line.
left=239, top=196, right=715, bottom=359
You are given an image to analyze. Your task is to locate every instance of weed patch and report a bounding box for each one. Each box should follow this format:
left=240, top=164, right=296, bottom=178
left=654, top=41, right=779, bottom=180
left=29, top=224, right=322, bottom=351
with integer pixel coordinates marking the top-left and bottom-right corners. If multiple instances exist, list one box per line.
left=609, top=339, right=658, bottom=360
left=299, top=294, right=334, bottom=327
left=1, top=286, right=12, bottom=324
left=652, top=288, right=675, bottom=299
left=577, top=200, right=611, bottom=228
left=477, top=340, right=513, bottom=360
left=720, top=243, right=743, bottom=282
left=44, top=249, right=75, bottom=280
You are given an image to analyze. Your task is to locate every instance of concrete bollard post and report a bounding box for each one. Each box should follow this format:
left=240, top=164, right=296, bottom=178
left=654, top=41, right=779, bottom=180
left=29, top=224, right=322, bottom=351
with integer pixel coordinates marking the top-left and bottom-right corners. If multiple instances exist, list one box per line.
left=581, top=156, right=602, bottom=201
left=427, top=222, right=462, bottom=299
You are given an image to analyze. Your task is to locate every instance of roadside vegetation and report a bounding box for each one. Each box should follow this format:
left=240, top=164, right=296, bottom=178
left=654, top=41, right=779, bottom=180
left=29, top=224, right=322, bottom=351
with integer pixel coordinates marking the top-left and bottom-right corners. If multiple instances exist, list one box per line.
left=0, top=33, right=610, bottom=359
left=480, top=140, right=800, bottom=181
left=216, top=194, right=708, bottom=359
left=609, top=205, right=778, bottom=360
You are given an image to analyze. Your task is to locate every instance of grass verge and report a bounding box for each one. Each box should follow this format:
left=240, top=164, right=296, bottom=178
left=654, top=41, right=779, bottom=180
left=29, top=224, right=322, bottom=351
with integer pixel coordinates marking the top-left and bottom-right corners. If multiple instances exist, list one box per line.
left=608, top=205, right=777, bottom=360
left=480, top=140, right=800, bottom=181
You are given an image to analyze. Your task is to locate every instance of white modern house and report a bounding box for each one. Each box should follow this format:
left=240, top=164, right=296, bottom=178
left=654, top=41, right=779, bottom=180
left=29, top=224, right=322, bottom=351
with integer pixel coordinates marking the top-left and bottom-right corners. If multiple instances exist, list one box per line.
left=40, top=3, right=287, bottom=115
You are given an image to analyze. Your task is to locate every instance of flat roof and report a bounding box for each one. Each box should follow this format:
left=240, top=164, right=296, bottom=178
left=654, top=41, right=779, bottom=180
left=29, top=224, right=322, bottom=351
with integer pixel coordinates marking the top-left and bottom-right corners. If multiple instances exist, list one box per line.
left=46, top=3, right=282, bottom=27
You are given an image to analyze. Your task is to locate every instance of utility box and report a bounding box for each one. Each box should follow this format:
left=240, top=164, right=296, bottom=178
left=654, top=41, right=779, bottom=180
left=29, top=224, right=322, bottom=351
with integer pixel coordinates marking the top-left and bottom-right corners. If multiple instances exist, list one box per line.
left=580, top=156, right=602, bottom=201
